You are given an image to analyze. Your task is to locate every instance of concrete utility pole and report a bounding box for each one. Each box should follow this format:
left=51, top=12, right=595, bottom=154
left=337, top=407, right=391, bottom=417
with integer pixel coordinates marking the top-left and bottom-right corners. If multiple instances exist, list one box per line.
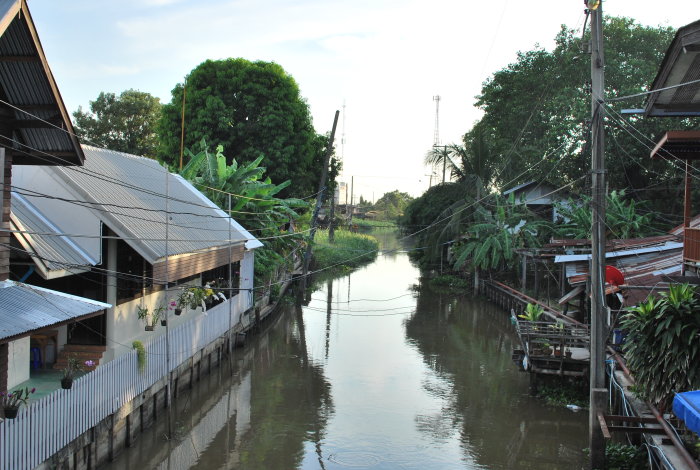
left=588, top=1, right=607, bottom=468
left=302, top=110, right=340, bottom=284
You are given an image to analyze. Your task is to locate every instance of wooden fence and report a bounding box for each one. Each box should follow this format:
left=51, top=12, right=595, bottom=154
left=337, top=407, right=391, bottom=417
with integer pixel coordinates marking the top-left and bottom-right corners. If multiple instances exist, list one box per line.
left=0, top=293, right=249, bottom=470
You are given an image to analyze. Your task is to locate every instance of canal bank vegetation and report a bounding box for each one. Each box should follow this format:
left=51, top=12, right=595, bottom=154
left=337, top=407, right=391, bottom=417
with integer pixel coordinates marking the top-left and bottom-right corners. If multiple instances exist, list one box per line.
left=311, top=229, right=379, bottom=271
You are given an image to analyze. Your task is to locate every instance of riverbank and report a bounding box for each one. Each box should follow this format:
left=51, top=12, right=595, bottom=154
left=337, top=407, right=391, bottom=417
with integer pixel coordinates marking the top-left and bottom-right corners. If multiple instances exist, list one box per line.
left=312, top=228, right=379, bottom=271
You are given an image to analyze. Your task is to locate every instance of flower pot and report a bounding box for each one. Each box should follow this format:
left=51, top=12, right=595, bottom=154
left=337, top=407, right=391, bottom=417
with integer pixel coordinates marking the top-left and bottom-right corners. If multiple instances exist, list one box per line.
left=565, top=350, right=573, bottom=359
left=3, top=407, right=18, bottom=419
left=145, top=325, right=154, bottom=332
left=61, top=378, right=73, bottom=389
left=174, top=308, right=182, bottom=316
left=160, top=319, right=167, bottom=326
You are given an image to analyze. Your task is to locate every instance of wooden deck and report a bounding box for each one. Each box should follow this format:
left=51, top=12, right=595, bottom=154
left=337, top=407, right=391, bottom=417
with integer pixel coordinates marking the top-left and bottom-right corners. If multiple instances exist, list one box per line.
left=511, top=315, right=590, bottom=378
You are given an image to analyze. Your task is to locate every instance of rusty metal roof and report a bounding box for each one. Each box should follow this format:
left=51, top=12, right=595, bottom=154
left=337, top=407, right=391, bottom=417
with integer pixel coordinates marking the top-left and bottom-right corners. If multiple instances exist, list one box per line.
left=0, top=0, right=83, bottom=165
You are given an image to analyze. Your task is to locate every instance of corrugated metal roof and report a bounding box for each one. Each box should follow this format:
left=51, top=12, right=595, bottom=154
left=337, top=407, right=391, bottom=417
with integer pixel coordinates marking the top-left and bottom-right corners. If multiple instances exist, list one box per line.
left=48, top=146, right=257, bottom=263
left=0, top=280, right=110, bottom=341
left=645, top=20, right=700, bottom=117
left=554, top=242, right=683, bottom=263
left=10, top=191, right=96, bottom=273
left=0, top=0, right=83, bottom=165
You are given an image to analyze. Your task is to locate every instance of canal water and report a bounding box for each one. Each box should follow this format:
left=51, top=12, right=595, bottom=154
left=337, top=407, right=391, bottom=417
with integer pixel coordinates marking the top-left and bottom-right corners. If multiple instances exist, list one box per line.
left=106, top=230, right=588, bottom=469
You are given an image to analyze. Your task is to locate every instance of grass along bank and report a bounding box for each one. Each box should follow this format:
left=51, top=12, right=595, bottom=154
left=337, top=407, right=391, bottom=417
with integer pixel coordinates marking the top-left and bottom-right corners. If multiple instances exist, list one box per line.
left=312, top=229, right=379, bottom=271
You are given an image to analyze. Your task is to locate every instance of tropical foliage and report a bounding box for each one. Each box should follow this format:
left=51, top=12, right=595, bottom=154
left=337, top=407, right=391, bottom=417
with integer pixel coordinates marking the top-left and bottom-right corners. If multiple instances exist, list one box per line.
left=176, top=140, right=309, bottom=284
left=555, top=190, right=660, bottom=239
left=451, top=194, right=547, bottom=271
left=518, top=303, right=544, bottom=322
left=621, top=284, right=700, bottom=409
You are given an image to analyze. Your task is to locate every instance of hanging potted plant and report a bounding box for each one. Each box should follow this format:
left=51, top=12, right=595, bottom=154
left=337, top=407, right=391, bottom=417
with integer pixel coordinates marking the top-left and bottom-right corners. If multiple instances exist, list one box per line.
left=61, top=355, right=95, bottom=390
left=169, top=299, right=182, bottom=316
left=1, top=387, right=34, bottom=419
left=137, top=305, right=163, bottom=331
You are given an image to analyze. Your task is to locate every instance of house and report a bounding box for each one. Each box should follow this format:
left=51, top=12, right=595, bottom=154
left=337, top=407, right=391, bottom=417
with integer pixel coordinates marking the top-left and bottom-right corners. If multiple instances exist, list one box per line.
left=502, top=180, right=573, bottom=222
left=10, top=145, right=262, bottom=364
left=0, top=0, right=111, bottom=391
left=644, top=19, right=700, bottom=277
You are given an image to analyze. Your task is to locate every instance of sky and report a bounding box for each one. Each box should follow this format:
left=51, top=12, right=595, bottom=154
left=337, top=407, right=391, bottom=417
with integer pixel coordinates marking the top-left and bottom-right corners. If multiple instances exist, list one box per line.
left=27, top=0, right=696, bottom=202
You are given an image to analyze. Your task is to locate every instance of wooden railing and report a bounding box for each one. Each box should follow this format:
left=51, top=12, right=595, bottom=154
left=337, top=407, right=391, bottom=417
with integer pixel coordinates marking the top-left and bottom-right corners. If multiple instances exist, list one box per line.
left=683, top=227, right=700, bottom=263
left=0, top=293, right=251, bottom=470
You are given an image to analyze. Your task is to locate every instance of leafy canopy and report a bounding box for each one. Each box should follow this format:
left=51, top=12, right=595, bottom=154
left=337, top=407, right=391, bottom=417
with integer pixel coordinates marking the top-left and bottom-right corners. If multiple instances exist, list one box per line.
left=73, top=89, right=162, bottom=158
left=465, top=17, right=693, bottom=216
left=159, top=58, right=327, bottom=198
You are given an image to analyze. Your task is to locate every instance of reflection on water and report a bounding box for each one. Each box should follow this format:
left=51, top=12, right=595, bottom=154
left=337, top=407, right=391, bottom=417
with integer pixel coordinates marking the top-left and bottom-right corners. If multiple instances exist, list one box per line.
left=105, top=230, right=586, bottom=469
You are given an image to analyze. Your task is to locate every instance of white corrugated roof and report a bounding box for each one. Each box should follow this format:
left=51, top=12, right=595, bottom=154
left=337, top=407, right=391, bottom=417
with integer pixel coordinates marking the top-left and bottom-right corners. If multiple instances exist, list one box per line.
left=14, top=145, right=260, bottom=267
left=11, top=192, right=96, bottom=276
left=554, top=242, right=683, bottom=263
left=0, top=280, right=110, bottom=341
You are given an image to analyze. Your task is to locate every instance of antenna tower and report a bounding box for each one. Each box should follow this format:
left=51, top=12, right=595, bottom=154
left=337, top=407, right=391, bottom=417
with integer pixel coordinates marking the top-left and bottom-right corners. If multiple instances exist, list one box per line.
left=341, top=100, right=346, bottom=163
left=432, top=95, right=441, bottom=146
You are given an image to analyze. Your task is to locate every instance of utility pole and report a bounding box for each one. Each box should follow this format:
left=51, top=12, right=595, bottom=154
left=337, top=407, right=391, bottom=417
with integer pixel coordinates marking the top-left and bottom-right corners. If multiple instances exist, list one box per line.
left=349, top=176, right=354, bottom=225
left=302, top=110, right=340, bottom=285
left=329, top=182, right=337, bottom=242
left=588, top=1, right=607, bottom=468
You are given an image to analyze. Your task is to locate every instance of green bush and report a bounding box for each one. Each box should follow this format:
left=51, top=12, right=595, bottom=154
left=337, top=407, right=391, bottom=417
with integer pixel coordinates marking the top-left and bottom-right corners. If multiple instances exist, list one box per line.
left=312, top=229, right=378, bottom=270
left=621, top=283, right=700, bottom=409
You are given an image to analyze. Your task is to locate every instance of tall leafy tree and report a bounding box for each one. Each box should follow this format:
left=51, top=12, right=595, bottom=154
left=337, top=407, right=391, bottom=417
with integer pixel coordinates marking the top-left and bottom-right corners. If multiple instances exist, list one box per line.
left=73, top=89, right=162, bottom=157
left=371, top=190, right=413, bottom=220
left=159, top=58, right=326, bottom=198
left=469, top=17, right=692, bottom=215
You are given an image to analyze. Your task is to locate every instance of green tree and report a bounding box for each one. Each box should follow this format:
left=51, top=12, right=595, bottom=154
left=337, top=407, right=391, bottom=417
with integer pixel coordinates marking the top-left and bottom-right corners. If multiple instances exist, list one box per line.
left=159, top=58, right=325, bottom=198
left=372, top=190, right=413, bottom=220
left=469, top=17, right=692, bottom=214
left=73, top=89, right=162, bottom=157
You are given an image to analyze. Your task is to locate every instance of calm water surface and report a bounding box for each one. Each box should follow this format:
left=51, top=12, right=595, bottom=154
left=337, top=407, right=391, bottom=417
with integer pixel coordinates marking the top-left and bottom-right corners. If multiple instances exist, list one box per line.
left=107, top=230, right=587, bottom=469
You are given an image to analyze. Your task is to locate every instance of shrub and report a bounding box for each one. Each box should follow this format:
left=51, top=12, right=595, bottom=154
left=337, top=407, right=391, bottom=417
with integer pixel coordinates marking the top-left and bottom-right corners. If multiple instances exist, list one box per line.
left=621, top=284, right=700, bottom=409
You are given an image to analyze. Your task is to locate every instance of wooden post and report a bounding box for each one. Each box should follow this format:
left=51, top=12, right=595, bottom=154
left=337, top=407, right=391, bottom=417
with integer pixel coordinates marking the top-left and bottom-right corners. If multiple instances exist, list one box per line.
left=302, top=111, right=340, bottom=286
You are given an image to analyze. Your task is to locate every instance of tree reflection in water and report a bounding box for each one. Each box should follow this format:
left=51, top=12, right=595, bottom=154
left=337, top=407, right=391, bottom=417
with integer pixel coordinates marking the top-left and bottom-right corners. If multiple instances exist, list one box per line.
left=405, top=285, right=587, bottom=469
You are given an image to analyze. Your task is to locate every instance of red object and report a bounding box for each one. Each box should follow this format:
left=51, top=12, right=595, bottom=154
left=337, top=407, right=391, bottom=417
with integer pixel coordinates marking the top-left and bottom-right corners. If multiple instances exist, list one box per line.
left=606, top=265, right=625, bottom=286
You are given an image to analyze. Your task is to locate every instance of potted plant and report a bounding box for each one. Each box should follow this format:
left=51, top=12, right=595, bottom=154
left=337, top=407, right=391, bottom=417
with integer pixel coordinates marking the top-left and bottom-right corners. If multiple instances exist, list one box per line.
left=137, top=305, right=164, bottom=331
left=1, top=387, right=34, bottom=419
left=176, top=287, right=207, bottom=312
left=62, top=356, right=81, bottom=389
left=169, top=299, right=182, bottom=316
left=518, top=303, right=545, bottom=322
